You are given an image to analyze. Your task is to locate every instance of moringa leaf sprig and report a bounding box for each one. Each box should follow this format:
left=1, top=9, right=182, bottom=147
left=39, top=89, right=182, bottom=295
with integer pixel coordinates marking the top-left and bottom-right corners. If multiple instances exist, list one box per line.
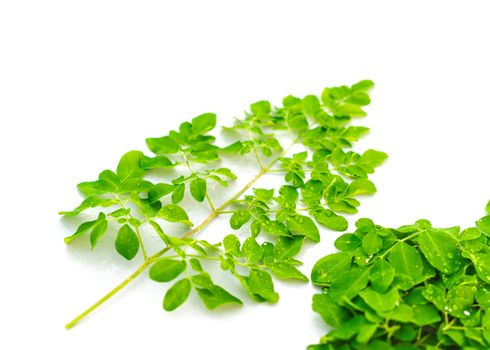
left=61, top=80, right=387, bottom=328
left=309, top=202, right=490, bottom=350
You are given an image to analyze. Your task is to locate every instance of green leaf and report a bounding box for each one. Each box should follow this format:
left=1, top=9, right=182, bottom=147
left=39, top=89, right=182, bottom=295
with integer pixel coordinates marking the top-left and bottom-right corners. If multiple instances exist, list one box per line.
left=369, top=258, right=395, bottom=293
left=115, top=224, right=140, bottom=260
left=394, top=325, right=418, bottom=342
left=362, top=231, right=383, bottom=255
left=118, top=178, right=153, bottom=193
left=251, top=100, right=271, bottom=115
left=329, top=266, right=371, bottom=303
left=64, top=212, right=106, bottom=244
left=269, top=262, right=308, bottom=281
left=336, top=103, right=366, bottom=117
left=242, top=237, right=262, bottom=263
left=342, top=126, right=370, bottom=142
left=117, top=151, right=145, bottom=181
left=467, top=252, right=490, bottom=284
left=171, top=183, right=185, bottom=204
left=302, top=95, right=321, bottom=116
left=277, top=185, right=298, bottom=208
left=191, top=273, right=214, bottom=289
left=223, top=234, right=242, bottom=257
left=189, top=258, right=203, bottom=272
left=191, top=113, right=216, bottom=136
left=360, top=287, right=400, bottom=312
left=59, top=196, right=116, bottom=216
left=388, top=242, right=423, bottom=290
left=283, top=95, right=301, bottom=107
left=89, top=218, right=108, bottom=248
left=357, top=218, right=376, bottom=232
left=418, top=229, right=464, bottom=274
left=461, top=227, right=481, bottom=240
left=230, top=210, right=251, bottom=230
left=328, top=198, right=359, bottom=214
left=149, top=259, right=186, bottom=282
left=359, top=149, right=388, bottom=171
left=210, top=167, right=237, bottom=180
left=254, top=188, right=274, bottom=201
left=312, top=209, right=348, bottom=232
left=77, top=170, right=120, bottom=196
left=140, top=155, right=173, bottom=170
left=411, top=304, right=441, bottom=326
left=286, top=214, right=320, bottom=242
left=219, top=141, right=244, bottom=154
left=351, top=80, right=375, bottom=92
left=385, top=306, right=416, bottom=326
left=312, top=292, right=350, bottom=327
left=146, top=136, right=180, bottom=154
left=248, top=269, right=279, bottom=303
left=311, top=252, right=352, bottom=286
left=108, top=208, right=130, bottom=218
left=251, top=219, right=261, bottom=237
left=261, top=242, right=275, bottom=265
left=274, top=235, right=304, bottom=259
left=158, top=204, right=193, bottom=226
left=163, top=278, right=191, bottom=311
left=334, top=233, right=361, bottom=252
left=323, top=314, right=373, bottom=342
left=195, top=284, right=242, bottom=310
left=287, top=113, right=308, bottom=129
left=346, top=92, right=371, bottom=106
left=477, top=215, right=490, bottom=236
left=347, top=179, right=377, bottom=196
left=190, top=178, right=206, bottom=202
left=262, top=219, right=289, bottom=236
left=148, top=183, right=176, bottom=203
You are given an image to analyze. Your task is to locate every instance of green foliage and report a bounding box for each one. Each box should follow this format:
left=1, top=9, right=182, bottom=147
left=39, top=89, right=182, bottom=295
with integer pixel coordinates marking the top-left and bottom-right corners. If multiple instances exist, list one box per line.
left=149, top=258, right=187, bottom=282
left=163, top=278, right=191, bottom=311
left=190, top=178, right=207, bottom=202
left=115, top=224, right=140, bottom=260
left=61, top=80, right=386, bottom=327
left=310, top=205, right=490, bottom=349
left=158, top=204, right=193, bottom=226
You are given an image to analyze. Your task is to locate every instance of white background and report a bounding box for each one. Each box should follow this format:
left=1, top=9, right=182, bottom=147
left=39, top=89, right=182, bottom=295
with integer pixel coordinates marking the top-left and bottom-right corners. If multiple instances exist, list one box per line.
left=1, top=1, right=490, bottom=349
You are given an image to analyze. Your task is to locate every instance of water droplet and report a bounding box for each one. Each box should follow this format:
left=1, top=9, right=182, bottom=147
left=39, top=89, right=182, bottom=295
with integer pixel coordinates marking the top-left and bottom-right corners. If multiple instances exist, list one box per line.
left=464, top=310, right=471, bottom=316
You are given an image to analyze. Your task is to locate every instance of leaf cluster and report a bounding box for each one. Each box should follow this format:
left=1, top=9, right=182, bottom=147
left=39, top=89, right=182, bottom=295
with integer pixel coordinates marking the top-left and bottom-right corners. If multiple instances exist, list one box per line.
left=61, top=80, right=386, bottom=324
left=309, top=203, right=490, bottom=350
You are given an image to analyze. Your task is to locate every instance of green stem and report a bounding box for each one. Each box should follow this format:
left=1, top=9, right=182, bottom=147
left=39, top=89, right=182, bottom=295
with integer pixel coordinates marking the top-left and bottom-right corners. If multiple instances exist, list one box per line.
left=65, top=260, right=150, bottom=329
left=205, top=193, right=216, bottom=212
left=134, top=225, right=148, bottom=260
left=65, top=138, right=298, bottom=329
left=248, top=130, right=265, bottom=170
